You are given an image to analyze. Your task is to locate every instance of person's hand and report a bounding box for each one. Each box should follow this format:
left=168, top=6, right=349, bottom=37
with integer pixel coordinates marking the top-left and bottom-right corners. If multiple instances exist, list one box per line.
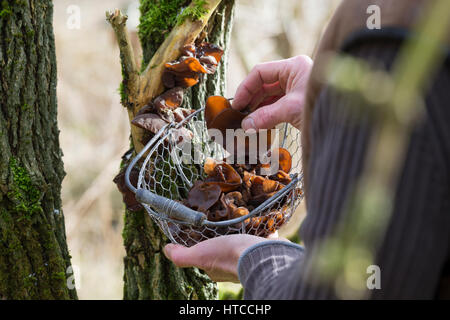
left=232, top=55, right=313, bottom=131
left=163, top=233, right=286, bottom=283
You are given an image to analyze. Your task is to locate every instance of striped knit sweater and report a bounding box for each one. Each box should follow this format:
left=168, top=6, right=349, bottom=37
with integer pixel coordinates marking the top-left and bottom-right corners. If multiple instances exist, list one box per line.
left=237, top=34, right=450, bottom=299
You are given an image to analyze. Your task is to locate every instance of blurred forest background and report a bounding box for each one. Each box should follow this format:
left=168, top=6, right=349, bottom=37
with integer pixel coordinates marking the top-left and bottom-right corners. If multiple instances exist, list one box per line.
left=53, top=0, right=340, bottom=299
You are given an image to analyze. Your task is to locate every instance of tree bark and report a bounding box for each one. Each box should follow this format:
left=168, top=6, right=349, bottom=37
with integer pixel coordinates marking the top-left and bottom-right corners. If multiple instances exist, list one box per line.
left=118, top=0, right=235, bottom=300
left=0, top=0, right=77, bottom=299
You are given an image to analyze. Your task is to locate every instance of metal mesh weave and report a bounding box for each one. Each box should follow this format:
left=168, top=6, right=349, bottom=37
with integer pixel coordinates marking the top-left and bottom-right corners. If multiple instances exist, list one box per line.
left=135, top=107, right=304, bottom=247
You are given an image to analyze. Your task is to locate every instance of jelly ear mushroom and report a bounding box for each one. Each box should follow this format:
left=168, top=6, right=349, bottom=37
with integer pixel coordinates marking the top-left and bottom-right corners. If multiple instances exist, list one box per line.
left=131, top=113, right=167, bottom=134
left=260, top=148, right=293, bottom=174
left=205, top=96, right=247, bottom=133
left=203, top=159, right=242, bottom=192
left=154, top=87, right=184, bottom=114
left=231, top=207, right=249, bottom=220
left=278, top=148, right=292, bottom=173
left=131, top=112, right=193, bottom=143
left=163, top=56, right=208, bottom=89
left=162, top=70, right=200, bottom=89
left=262, top=179, right=283, bottom=194
left=220, top=193, right=249, bottom=224
left=223, top=191, right=246, bottom=207
left=186, top=182, right=222, bottom=212
left=272, top=170, right=292, bottom=185
left=205, top=96, right=231, bottom=128
left=173, top=108, right=195, bottom=123
left=248, top=175, right=283, bottom=206
left=135, top=103, right=155, bottom=116
left=197, top=43, right=224, bottom=64
left=205, top=96, right=273, bottom=158
left=165, top=56, right=208, bottom=74
left=197, top=43, right=224, bottom=73
left=204, top=157, right=218, bottom=176
left=180, top=44, right=196, bottom=57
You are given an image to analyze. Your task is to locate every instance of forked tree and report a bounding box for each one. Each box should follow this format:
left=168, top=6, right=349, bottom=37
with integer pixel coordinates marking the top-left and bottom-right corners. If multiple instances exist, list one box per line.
left=108, top=0, right=235, bottom=299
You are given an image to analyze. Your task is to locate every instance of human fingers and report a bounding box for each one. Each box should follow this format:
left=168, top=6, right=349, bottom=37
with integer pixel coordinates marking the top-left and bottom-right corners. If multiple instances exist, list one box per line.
left=163, top=244, right=197, bottom=268
left=232, top=60, right=290, bottom=111
left=163, top=235, right=268, bottom=282
left=248, top=82, right=284, bottom=111
left=241, top=92, right=304, bottom=131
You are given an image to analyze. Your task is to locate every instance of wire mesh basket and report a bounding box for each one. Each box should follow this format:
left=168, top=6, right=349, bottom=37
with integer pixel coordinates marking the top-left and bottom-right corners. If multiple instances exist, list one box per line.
left=125, top=105, right=304, bottom=247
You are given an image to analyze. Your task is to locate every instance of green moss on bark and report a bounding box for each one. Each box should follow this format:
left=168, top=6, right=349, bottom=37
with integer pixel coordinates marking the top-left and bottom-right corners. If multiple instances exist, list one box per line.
left=138, top=0, right=191, bottom=67
left=138, top=0, right=211, bottom=68
left=177, top=0, right=209, bottom=24
left=8, top=157, right=43, bottom=219
left=0, top=0, right=12, bottom=18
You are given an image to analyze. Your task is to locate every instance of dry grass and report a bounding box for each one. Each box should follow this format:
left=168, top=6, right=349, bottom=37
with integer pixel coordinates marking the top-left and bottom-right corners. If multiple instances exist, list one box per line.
left=53, top=0, right=337, bottom=299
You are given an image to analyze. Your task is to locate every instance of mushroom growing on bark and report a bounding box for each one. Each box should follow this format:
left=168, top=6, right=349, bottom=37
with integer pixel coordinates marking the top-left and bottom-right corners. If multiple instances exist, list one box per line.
left=162, top=43, right=224, bottom=89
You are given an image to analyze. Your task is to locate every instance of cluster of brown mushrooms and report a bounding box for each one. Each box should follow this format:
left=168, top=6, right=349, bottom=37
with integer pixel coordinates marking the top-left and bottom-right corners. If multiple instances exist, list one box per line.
left=168, top=95, right=298, bottom=244
left=176, top=147, right=294, bottom=239
left=168, top=151, right=297, bottom=246
left=130, top=42, right=225, bottom=144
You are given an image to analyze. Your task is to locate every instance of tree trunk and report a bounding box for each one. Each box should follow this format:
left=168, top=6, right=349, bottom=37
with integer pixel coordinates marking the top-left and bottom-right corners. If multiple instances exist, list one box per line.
left=0, top=0, right=77, bottom=299
left=120, top=0, right=235, bottom=300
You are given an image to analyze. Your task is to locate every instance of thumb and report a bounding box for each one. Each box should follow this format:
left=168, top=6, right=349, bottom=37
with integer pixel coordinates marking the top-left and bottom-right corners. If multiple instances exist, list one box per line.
left=241, top=95, right=297, bottom=131
left=163, top=244, right=198, bottom=268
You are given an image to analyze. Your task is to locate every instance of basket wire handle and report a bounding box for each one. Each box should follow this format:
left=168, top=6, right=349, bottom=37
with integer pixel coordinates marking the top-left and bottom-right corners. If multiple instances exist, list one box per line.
left=135, top=189, right=206, bottom=226
left=125, top=123, right=207, bottom=226
left=124, top=123, right=169, bottom=194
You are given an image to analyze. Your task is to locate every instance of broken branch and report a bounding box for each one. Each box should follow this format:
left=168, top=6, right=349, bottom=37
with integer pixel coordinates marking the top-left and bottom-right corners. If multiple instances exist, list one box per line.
left=106, top=9, right=139, bottom=92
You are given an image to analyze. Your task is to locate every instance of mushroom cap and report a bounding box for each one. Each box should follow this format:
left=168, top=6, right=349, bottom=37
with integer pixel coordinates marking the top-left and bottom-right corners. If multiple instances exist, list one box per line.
left=135, top=103, right=155, bottom=116
left=173, top=108, right=195, bottom=123
left=131, top=113, right=167, bottom=134
left=204, top=157, right=218, bottom=176
left=180, top=44, right=196, bottom=57
left=186, top=182, right=222, bottom=212
left=271, top=170, right=292, bottom=185
left=203, top=159, right=242, bottom=192
left=154, top=87, right=184, bottom=114
left=197, top=43, right=224, bottom=62
left=131, top=112, right=193, bottom=144
left=165, top=56, right=208, bottom=74
left=278, top=148, right=292, bottom=173
left=247, top=175, right=284, bottom=206
left=205, top=96, right=246, bottom=132
left=162, top=69, right=200, bottom=88
left=260, top=147, right=293, bottom=174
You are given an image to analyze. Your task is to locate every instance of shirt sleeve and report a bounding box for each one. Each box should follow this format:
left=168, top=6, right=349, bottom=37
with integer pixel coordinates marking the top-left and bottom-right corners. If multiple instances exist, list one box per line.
left=237, top=241, right=305, bottom=300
